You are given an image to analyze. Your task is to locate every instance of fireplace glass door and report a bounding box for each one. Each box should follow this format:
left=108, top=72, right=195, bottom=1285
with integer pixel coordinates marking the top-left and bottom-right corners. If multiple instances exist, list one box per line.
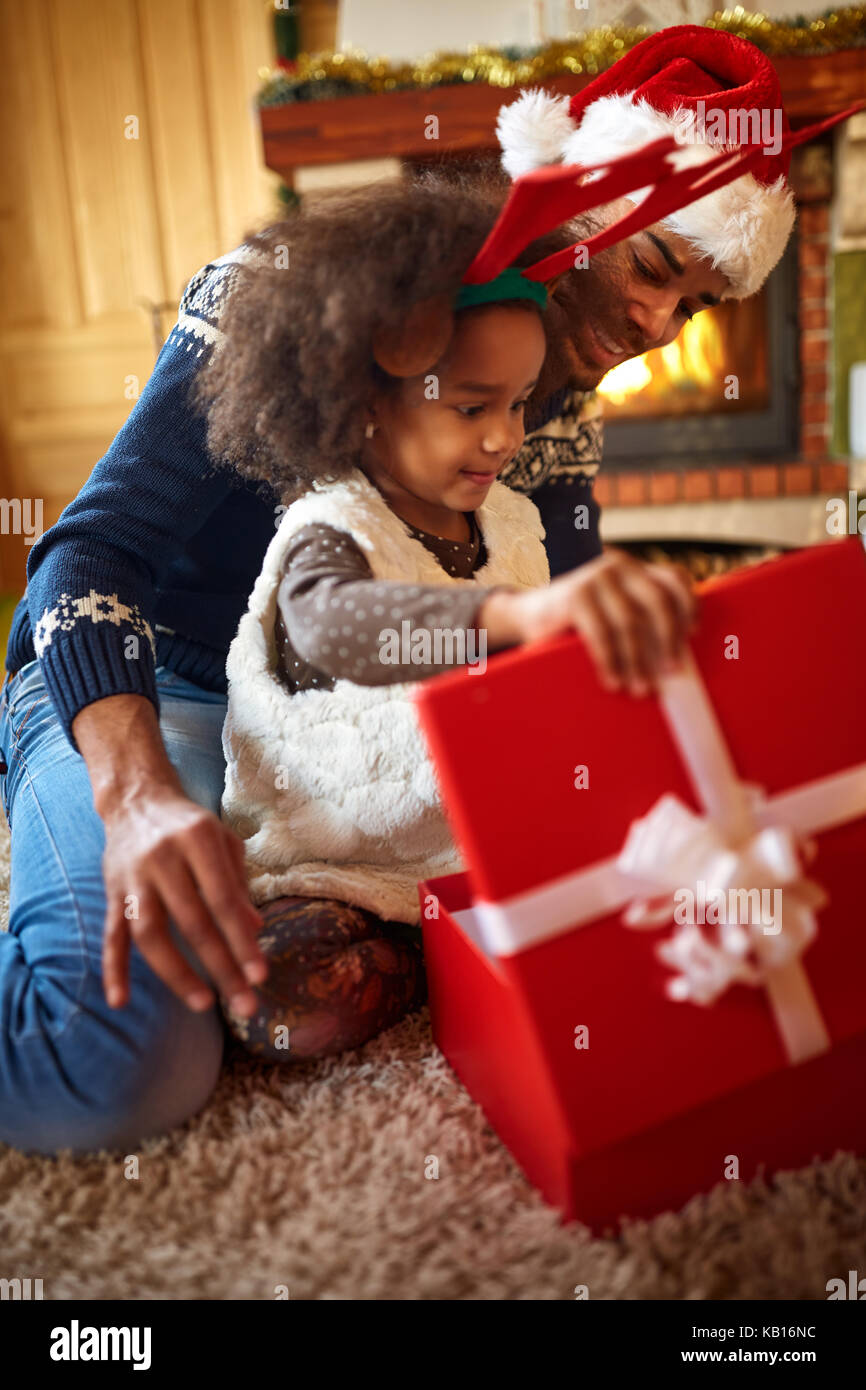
left=598, top=237, right=798, bottom=466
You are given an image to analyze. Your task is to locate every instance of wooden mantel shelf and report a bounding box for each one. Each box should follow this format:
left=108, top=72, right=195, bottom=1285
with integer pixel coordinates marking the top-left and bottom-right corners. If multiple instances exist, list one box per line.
left=260, top=49, right=866, bottom=178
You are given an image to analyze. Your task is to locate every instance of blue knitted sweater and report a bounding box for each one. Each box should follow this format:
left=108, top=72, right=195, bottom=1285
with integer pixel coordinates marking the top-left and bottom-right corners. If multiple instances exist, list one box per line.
left=8, top=248, right=602, bottom=748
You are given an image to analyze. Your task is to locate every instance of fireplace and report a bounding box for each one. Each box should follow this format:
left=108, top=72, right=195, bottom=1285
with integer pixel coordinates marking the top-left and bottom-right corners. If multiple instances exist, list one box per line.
left=598, top=237, right=798, bottom=465
left=595, top=138, right=852, bottom=552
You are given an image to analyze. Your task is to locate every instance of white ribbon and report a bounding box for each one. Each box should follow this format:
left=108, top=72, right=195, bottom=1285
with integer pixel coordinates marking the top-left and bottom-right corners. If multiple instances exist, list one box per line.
left=463, top=653, right=866, bottom=1065
left=616, top=792, right=827, bottom=1005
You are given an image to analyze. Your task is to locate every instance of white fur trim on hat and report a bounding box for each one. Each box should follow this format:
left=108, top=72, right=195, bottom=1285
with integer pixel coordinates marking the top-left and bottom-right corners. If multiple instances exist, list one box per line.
left=560, top=94, right=795, bottom=298
left=496, top=88, right=576, bottom=180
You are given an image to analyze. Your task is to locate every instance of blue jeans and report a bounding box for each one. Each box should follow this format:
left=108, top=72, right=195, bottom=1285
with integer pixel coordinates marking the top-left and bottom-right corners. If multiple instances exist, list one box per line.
left=0, top=660, right=228, bottom=1155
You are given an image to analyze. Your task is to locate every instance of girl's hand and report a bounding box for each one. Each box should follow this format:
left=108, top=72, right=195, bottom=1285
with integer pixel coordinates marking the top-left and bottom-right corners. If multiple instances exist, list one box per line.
left=480, top=549, right=697, bottom=696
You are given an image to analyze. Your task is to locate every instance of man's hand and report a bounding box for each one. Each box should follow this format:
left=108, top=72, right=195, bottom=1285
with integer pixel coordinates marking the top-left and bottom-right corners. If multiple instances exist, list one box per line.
left=479, top=549, right=697, bottom=695
left=73, top=693, right=266, bottom=1014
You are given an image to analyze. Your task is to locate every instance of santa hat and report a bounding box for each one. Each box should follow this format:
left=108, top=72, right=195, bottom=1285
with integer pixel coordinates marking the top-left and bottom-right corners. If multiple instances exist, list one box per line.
left=496, top=25, right=797, bottom=299
left=374, top=101, right=860, bottom=378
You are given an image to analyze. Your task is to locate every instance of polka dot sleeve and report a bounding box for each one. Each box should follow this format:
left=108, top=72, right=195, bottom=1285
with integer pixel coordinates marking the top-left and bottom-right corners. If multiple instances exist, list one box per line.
left=275, top=522, right=513, bottom=688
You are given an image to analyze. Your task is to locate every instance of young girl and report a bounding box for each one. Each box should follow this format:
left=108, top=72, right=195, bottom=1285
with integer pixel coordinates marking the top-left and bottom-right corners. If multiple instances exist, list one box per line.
left=195, top=176, right=695, bottom=1062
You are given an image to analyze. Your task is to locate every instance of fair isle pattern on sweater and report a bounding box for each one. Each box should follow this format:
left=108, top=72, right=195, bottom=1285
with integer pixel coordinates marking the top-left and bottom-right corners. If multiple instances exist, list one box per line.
left=501, top=389, right=603, bottom=495
left=33, top=590, right=156, bottom=660
left=222, top=469, right=550, bottom=925
left=168, top=245, right=268, bottom=355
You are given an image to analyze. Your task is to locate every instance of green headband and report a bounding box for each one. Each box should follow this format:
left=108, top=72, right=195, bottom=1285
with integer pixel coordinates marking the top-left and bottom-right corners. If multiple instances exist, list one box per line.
left=455, top=267, right=548, bottom=312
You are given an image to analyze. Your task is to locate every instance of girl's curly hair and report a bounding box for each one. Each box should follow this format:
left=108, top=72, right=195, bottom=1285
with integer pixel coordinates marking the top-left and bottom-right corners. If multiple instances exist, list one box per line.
left=192, top=173, right=574, bottom=498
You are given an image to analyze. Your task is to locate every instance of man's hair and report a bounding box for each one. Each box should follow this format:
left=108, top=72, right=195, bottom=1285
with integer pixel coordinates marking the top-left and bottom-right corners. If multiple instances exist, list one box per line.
left=191, top=173, right=573, bottom=499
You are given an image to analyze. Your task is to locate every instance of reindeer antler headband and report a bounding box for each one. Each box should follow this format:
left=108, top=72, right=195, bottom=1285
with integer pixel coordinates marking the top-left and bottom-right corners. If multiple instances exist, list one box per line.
left=372, top=101, right=862, bottom=378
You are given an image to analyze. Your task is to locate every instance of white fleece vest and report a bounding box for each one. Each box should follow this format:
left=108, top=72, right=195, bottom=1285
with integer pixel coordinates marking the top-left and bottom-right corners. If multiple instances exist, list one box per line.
left=222, top=468, right=549, bottom=923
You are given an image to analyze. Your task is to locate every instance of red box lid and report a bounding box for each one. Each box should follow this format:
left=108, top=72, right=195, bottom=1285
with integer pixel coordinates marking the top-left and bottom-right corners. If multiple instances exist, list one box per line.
left=415, top=538, right=866, bottom=906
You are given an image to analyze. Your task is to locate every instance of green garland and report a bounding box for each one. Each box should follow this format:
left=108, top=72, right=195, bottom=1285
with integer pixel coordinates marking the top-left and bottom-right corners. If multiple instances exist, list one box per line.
left=257, top=7, right=866, bottom=108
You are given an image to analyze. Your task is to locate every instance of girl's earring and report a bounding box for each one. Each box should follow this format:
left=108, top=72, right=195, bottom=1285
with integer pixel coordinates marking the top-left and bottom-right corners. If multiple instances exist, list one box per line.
left=365, top=422, right=376, bottom=439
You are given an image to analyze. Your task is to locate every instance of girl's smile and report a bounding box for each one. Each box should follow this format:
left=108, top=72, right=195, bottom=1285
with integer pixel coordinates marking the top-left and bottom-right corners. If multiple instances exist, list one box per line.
left=459, top=468, right=500, bottom=489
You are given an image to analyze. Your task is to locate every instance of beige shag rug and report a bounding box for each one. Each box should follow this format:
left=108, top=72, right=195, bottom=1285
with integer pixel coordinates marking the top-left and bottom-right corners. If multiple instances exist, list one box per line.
left=1, top=821, right=864, bottom=1301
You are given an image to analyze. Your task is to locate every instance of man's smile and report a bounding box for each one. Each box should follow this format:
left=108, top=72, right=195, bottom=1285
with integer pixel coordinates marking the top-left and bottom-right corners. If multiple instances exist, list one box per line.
left=581, top=320, right=640, bottom=370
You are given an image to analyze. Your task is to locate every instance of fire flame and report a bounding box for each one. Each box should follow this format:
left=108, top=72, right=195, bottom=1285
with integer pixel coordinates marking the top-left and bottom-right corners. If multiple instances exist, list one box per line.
left=598, top=311, right=726, bottom=409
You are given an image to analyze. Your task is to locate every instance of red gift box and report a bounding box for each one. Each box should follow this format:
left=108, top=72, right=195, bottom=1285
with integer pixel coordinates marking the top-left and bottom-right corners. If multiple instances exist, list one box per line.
left=414, top=538, right=866, bottom=1231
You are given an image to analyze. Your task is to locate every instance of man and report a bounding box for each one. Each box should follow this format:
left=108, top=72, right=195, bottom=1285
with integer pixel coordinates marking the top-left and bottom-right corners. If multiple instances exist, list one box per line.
left=0, top=27, right=805, bottom=1152
left=496, top=23, right=795, bottom=574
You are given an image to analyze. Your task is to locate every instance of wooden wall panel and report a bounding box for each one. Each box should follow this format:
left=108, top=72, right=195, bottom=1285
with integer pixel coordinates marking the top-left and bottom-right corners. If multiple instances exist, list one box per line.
left=0, top=1, right=82, bottom=329
left=50, top=0, right=164, bottom=318
left=0, top=0, right=280, bottom=594
left=200, top=0, right=279, bottom=253
left=138, top=0, right=220, bottom=295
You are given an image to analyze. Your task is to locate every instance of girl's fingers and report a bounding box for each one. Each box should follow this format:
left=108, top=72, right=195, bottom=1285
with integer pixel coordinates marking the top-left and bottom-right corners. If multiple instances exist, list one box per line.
left=570, top=586, right=623, bottom=691
left=591, top=573, right=656, bottom=694
left=618, top=565, right=688, bottom=669
left=653, top=562, right=698, bottom=622
left=517, top=554, right=698, bottom=697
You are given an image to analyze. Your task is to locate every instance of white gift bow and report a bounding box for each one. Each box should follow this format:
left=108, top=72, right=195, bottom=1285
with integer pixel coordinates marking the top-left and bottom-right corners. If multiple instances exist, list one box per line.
left=465, top=651, right=866, bottom=1064
left=616, top=791, right=828, bottom=1006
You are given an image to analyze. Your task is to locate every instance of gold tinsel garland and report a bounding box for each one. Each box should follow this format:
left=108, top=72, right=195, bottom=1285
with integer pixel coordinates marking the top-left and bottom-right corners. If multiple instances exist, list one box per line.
left=257, top=8, right=866, bottom=106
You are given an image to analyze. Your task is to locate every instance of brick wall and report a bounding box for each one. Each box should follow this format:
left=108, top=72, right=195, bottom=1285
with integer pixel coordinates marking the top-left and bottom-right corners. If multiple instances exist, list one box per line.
left=799, top=201, right=833, bottom=462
